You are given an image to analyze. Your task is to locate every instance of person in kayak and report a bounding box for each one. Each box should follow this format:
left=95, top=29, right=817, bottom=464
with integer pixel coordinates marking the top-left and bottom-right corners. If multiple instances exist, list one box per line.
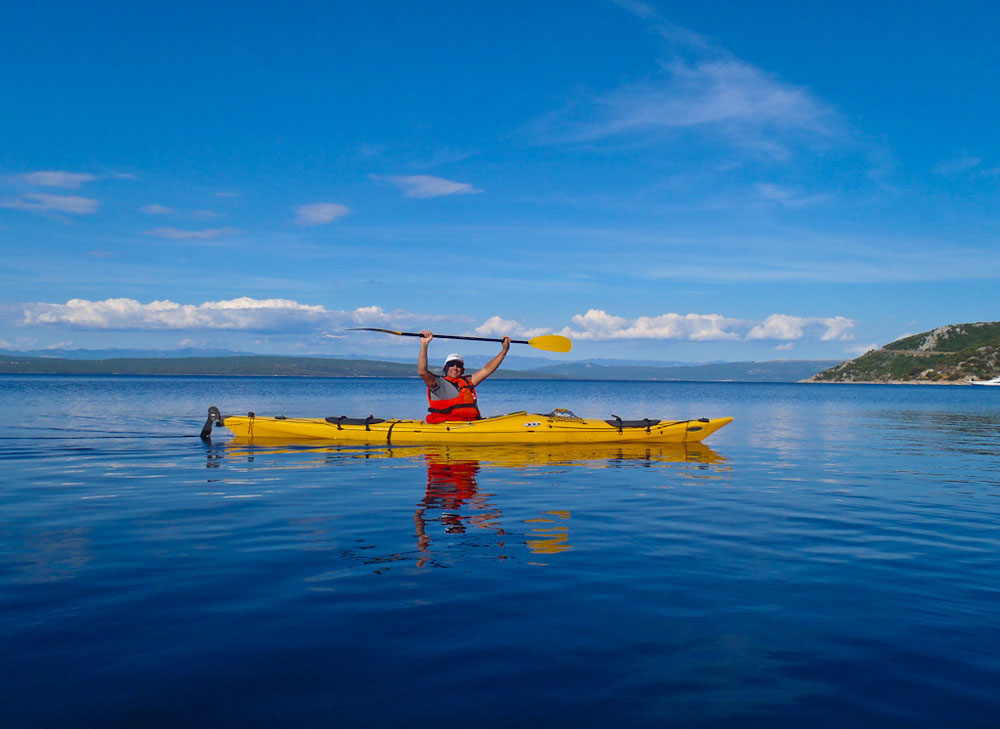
left=418, top=330, right=510, bottom=423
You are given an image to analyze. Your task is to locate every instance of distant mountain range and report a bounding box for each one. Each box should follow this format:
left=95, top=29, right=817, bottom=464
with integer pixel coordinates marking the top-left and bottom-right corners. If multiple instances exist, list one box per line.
left=530, top=360, right=841, bottom=382
left=0, top=348, right=841, bottom=382
left=0, top=347, right=260, bottom=359
left=0, top=347, right=701, bottom=369
left=809, top=321, right=1000, bottom=383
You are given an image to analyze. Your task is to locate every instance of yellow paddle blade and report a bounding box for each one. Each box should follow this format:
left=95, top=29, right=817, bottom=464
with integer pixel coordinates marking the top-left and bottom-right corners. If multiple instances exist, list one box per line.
left=528, top=334, right=573, bottom=353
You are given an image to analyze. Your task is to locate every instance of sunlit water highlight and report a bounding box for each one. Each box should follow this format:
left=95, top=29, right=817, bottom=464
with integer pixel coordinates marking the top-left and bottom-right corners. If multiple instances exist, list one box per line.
left=2, top=375, right=999, bottom=727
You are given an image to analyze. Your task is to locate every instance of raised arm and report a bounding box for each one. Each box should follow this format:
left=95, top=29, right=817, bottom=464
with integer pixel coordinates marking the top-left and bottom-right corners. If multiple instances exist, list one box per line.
left=469, top=336, right=510, bottom=386
left=417, top=330, right=438, bottom=387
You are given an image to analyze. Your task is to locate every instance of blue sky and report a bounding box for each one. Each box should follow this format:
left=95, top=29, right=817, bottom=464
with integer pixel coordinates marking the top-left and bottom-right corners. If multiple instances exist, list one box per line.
left=2, top=0, right=998, bottom=363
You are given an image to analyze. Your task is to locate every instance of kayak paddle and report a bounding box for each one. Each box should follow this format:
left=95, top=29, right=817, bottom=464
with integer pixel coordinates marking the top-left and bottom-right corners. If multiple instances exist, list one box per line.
left=347, top=327, right=572, bottom=353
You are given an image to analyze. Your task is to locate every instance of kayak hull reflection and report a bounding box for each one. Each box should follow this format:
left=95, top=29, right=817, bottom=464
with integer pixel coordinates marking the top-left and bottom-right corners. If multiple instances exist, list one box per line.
left=223, top=439, right=727, bottom=466
left=218, top=410, right=733, bottom=445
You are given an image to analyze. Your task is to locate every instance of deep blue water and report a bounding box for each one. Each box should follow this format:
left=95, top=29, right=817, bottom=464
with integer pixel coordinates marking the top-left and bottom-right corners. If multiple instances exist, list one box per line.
left=2, top=375, right=999, bottom=727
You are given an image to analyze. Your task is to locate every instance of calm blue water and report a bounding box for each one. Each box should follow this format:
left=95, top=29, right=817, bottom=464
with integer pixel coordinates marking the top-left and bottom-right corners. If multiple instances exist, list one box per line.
left=2, top=375, right=999, bottom=727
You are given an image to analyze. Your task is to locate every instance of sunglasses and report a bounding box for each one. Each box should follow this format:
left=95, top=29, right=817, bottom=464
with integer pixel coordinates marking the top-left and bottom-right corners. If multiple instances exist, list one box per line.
left=445, top=362, right=464, bottom=369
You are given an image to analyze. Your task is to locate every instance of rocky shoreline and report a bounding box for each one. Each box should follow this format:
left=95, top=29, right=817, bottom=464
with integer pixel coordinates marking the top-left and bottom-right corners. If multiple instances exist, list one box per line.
left=802, top=379, right=974, bottom=385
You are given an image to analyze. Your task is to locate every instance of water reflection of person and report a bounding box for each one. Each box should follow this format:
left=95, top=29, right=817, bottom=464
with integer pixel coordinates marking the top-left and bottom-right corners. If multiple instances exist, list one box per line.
left=414, top=453, right=506, bottom=567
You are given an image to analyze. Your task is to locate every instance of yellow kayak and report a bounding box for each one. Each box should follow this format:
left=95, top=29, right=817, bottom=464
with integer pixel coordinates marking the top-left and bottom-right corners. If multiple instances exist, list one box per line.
left=202, top=406, right=732, bottom=445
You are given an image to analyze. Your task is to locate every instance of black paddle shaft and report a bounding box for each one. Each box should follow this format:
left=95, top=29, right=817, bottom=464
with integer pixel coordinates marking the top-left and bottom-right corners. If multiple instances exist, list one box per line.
left=347, top=328, right=528, bottom=345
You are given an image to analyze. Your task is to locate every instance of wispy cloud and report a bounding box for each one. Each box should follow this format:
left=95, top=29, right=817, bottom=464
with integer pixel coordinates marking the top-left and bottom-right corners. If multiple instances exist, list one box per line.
left=294, top=202, right=351, bottom=226
left=559, top=309, right=854, bottom=342
left=636, top=233, right=1000, bottom=283
left=560, top=60, right=834, bottom=145
left=20, top=298, right=445, bottom=334
left=143, top=227, right=238, bottom=240
left=932, top=155, right=981, bottom=175
left=613, top=0, right=659, bottom=21
left=530, top=5, right=839, bottom=158
left=754, top=183, right=827, bottom=207
left=0, top=193, right=100, bottom=214
left=21, top=170, right=98, bottom=188
left=374, top=174, right=483, bottom=199
left=141, top=204, right=225, bottom=220
left=612, top=0, right=716, bottom=52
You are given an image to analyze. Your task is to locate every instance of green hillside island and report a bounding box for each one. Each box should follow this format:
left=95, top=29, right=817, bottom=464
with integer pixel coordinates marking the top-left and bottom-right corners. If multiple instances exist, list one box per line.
left=0, top=353, right=838, bottom=382
left=809, top=321, right=1000, bottom=383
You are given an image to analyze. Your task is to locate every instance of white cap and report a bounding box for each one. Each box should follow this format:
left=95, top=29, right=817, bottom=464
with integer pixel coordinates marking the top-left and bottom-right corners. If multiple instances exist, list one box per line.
left=443, top=353, right=464, bottom=368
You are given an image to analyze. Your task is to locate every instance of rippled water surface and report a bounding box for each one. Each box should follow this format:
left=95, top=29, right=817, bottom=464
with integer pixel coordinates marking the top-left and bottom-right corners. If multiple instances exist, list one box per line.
left=2, top=375, right=999, bottom=727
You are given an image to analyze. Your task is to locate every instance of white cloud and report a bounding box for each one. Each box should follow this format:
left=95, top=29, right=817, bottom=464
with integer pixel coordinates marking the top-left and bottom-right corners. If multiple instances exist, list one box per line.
left=775, top=342, right=795, bottom=351
left=0, top=193, right=100, bottom=215
left=143, top=227, right=238, bottom=240
left=22, top=297, right=327, bottom=331
left=566, top=309, right=628, bottom=336
left=141, top=204, right=174, bottom=214
left=475, top=316, right=550, bottom=339
left=561, top=309, right=854, bottom=342
left=21, top=170, right=98, bottom=188
left=746, top=314, right=855, bottom=341
left=19, top=298, right=441, bottom=334
left=562, top=309, right=745, bottom=341
left=845, top=343, right=878, bottom=356
left=818, top=316, right=855, bottom=341
left=745, top=314, right=808, bottom=340
left=375, top=174, right=483, bottom=199
left=349, top=305, right=395, bottom=324
left=294, top=202, right=351, bottom=226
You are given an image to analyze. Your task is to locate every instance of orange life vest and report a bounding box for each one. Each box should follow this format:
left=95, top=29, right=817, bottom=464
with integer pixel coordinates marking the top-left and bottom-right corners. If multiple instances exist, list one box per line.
left=426, top=375, right=481, bottom=423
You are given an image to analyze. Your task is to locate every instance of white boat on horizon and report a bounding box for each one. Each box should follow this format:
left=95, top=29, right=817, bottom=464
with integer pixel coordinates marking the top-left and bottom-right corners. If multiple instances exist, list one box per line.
left=968, top=375, right=1000, bottom=386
